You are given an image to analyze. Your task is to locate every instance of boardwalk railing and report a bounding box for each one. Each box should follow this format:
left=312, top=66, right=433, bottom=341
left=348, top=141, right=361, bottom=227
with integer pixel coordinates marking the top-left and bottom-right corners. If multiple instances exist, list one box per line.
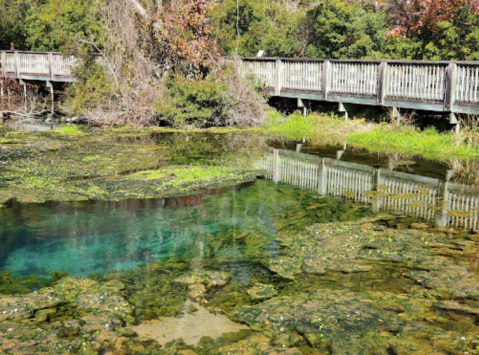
left=0, top=51, right=77, bottom=83
left=255, top=149, right=479, bottom=231
left=235, top=57, right=479, bottom=115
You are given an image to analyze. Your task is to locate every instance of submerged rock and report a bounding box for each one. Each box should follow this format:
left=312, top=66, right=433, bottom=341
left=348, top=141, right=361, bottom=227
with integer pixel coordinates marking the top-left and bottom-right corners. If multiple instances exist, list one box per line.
left=0, top=277, right=139, bottom=354
left=268, top=219, right=479, bottom=298
left=175, top=271, right=229, bottom=303
left=247, top=283, right=278, bottom=300
left=131, top=303, right=248, bottom=346
left=232, top=288, right=479, bottom=355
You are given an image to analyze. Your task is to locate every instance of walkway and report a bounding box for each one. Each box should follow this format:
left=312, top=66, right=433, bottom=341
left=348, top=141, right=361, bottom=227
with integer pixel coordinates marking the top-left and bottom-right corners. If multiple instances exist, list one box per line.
left=237, top=57, right=479, bottom=121
left=0, top=51, right=76, bottom=83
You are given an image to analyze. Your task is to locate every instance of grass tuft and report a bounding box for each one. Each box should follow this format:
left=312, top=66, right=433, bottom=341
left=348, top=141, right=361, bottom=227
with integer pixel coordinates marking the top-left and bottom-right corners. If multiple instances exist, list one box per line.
left=56, top=125, right=83, bottom=135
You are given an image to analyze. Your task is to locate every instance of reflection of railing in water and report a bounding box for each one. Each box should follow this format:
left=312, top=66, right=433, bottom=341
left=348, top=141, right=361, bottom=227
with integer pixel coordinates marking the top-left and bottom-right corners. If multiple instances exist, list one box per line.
left=5, top=120, right=62, bottom=132
left=256, top=148, right=479, bottom=230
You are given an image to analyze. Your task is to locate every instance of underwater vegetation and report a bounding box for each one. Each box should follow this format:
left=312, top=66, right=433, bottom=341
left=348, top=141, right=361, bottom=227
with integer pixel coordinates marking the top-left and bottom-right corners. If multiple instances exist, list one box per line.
left=0, top=129, right=266, bottom=205
left=2, top=125, right=479, bottom=354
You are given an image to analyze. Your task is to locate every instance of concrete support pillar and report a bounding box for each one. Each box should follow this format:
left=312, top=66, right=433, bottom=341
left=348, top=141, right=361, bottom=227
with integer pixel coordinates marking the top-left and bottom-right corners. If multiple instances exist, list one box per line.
left=298, top=98, right=307, bottom=117
left=19, top=79, right=26, bottom=111
left=392, top=106, right=400, bottom=125
left=449, top=113, right=460, bottom=134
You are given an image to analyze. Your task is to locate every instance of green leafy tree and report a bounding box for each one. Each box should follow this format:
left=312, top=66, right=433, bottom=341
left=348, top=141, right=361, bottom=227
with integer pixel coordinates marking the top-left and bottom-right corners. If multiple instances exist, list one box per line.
left=211, top=0, right=306, bottom=57
left=386, top=0, right=479, bottom=60
left=0, top=0, right=40, bottom=50
left=24, top=0, right=106, bottom=52
left=303, top=0, right=394, bottom=59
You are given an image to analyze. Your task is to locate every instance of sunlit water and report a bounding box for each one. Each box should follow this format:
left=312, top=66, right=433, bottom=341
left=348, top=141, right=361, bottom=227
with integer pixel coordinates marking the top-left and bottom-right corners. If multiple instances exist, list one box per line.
left=0, top=180, right=369, bottom=278
left=2, top=130, right=479, bottom=354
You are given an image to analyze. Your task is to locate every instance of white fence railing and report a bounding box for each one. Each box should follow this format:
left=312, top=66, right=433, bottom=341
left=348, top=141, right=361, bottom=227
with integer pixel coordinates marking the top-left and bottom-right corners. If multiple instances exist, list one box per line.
left=255, top=149, right=479, bottom=231
left=457, top=65, right=479, bottom=104
left=0, top=51, right=77, bottom=81
left=330, top=62, right=379, bottom=96
left=238, top=57, right=479, bottom=113
left=386, top=64, right=446, bottom=101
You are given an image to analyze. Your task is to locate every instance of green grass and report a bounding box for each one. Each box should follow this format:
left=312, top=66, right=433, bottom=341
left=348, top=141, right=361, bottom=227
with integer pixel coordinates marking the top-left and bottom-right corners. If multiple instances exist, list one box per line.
left=347, top=124, right=479, bottom=159
left=56, top=125, right=82, bottom=135
left=260, top=110, right=370, bottom=141
left=259, top=110, right=479, bottom=160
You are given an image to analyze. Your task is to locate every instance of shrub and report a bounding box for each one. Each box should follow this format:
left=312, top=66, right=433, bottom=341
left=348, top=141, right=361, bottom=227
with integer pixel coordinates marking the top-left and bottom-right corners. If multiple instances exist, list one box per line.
left=156, top=64, right=266, bottom=128
left=65, top=62, right=116, bottom=115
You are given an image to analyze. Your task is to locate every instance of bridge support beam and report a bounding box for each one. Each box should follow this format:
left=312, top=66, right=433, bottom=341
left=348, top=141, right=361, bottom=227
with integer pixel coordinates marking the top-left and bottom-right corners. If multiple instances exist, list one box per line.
left=298, top=98, right=308, bottom=116
left=46, top=81, right=54, bottom=114
left=19, top=79, right=26, bottom=111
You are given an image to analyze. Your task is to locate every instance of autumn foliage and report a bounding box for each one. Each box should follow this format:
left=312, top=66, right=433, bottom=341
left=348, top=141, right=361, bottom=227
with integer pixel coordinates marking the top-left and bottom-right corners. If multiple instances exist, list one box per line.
left=152, top=0, right=220, bottom=72
left=388, top=0, right=479, bottom=35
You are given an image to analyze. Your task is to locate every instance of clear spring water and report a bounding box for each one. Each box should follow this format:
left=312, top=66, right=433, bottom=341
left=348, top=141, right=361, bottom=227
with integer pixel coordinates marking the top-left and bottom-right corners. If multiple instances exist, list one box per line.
left=0, top=180, right=370, bottom=278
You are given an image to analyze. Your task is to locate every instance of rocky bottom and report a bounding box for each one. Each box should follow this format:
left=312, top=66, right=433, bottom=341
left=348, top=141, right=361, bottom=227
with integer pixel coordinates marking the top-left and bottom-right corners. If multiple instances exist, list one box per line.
left=1, top=216, right=479, bottom=354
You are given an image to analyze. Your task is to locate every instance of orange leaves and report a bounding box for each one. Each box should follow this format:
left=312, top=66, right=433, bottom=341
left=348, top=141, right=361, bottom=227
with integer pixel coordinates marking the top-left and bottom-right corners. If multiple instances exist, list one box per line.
left=151, top=0, right=219, bottom=71
left=388, top=0, right=479, bottom=36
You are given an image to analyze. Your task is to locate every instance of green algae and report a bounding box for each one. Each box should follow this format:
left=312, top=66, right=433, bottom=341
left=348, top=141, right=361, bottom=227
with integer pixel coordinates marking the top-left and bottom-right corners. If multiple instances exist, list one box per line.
left=2, top=124, right=479, bottom=354
left=0, top=129, right=266, bottom=203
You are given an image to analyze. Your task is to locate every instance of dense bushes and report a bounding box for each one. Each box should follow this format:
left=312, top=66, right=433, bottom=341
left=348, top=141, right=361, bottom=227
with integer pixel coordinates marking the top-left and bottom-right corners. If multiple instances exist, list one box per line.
left=156, top=65, right=266, bottom=127
left=212, top=0, right=479, bottom=61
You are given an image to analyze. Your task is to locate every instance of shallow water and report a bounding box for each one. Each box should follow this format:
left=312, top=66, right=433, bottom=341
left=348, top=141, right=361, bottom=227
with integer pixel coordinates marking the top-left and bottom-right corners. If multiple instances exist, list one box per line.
left=0, top=180, right=370, bottom=278
left=2, top=129, right=479, bottom=354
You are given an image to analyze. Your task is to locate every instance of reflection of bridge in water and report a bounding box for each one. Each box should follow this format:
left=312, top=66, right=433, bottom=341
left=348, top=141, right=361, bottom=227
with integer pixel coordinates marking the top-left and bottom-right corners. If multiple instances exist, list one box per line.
left=5, top=120, right=62, bottom=132
left=256, top=148, right=479, bottom=231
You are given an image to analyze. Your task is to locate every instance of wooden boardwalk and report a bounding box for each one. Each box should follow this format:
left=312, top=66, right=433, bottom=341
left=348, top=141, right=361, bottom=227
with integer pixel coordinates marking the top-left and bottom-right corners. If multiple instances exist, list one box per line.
left=237, top=57, right=479, bottom=118
left=2, top=51, right=479, bottom=118
left=256, top=148, right=479, bottom=231
left=0, top=51, right=76, bottom=83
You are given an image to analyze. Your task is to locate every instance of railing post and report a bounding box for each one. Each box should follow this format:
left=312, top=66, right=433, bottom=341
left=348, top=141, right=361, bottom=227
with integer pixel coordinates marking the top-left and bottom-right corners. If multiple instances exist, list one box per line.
left=372, top=168, right=381, bottom=212
left=48, top=53, right=54, bottom=80
left=445, top=63, right=457, bottom=112
left=275, top=59, right=282, bottom=95
left=14, top=51, right=19, bottom=78
left=436, top=180, right=450, bottom=228
left=322, top=60, right=331, bottom=100
left=377, top=61, right=388, bottom=106
left=272, top=149, right=280, bottom=183
left=317, top=158, right=326, bottom=195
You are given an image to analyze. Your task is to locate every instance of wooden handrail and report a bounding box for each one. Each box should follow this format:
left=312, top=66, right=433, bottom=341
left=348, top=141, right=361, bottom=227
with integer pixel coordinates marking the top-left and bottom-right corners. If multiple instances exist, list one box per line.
left=234, top=57, right=479, bottom=113
left=0, top=50, right=77, bottom=82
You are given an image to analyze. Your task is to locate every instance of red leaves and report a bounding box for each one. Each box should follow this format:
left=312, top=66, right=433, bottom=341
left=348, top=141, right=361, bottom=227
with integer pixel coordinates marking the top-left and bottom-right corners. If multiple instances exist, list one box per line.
left=388, top=0, right=479, bottom=36
left=151, top=0, right=219, bottom=71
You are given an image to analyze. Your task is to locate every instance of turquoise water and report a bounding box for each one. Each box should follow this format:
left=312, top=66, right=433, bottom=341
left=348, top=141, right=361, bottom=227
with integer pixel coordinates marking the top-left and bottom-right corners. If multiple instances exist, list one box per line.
left=0, top=180, right=370, bottom=278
